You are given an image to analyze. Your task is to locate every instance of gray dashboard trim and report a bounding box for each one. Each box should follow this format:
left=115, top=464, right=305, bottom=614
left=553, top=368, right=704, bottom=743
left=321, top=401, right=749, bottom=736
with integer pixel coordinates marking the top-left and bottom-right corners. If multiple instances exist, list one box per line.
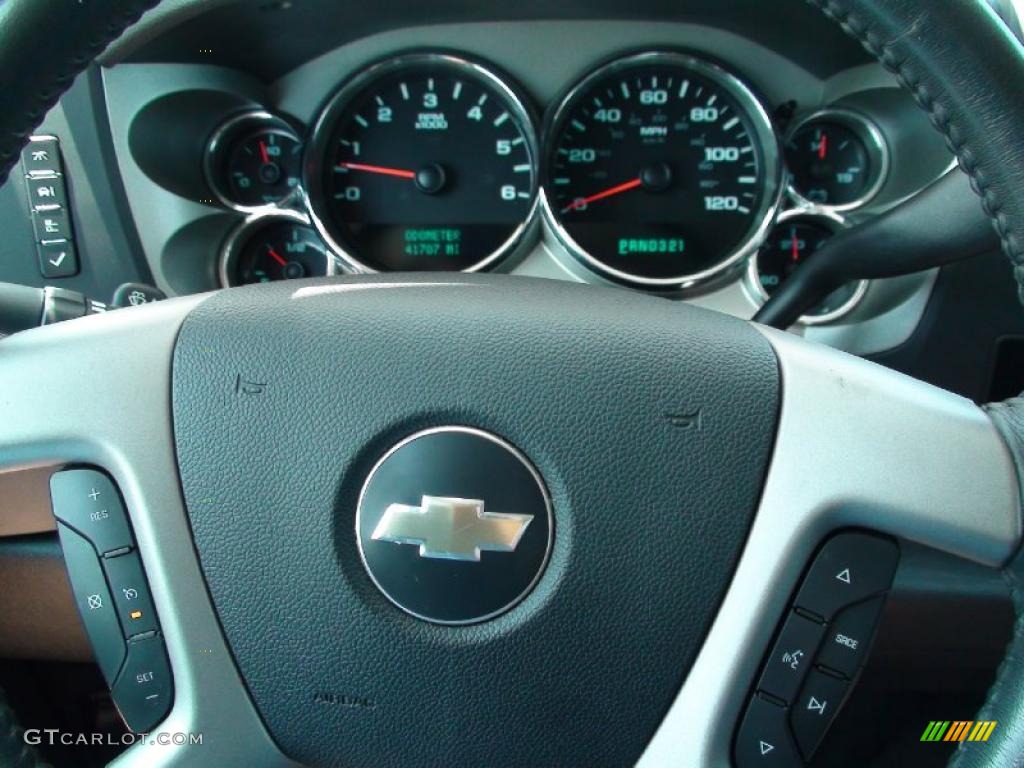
left=0, top=296, right=1019, bottom=766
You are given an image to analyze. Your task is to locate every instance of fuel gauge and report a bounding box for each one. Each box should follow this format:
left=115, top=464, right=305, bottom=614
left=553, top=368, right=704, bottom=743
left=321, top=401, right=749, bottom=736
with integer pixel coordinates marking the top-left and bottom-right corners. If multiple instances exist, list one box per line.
left=785, top=109, right=888, bottom=210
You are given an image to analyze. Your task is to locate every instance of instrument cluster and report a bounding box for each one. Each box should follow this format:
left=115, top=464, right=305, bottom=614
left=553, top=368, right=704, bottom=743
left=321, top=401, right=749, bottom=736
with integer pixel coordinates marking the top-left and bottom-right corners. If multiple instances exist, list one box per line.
left=206, top=49, right=891, bottom=324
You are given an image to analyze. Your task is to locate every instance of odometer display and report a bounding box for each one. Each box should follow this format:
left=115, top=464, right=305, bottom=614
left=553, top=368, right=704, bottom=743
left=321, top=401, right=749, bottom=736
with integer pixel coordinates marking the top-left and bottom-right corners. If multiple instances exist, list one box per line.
left=542, top=52, right=782, bottom=288
left=306, top=54, right=538, bottom=273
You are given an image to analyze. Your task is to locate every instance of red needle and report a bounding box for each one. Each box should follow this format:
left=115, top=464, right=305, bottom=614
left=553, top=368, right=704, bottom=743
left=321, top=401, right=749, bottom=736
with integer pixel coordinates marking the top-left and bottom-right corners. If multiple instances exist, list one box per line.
left=267, top=247, right=288, bottom=267
left=790, top=227, right=800, bottom=262
left=561, top=177, right=643, bottom=213
left=259, top=141, right=270, bottom=164
left=818, top=132, right=828, bottom=160
left=338, top=162, right=416, bottom=180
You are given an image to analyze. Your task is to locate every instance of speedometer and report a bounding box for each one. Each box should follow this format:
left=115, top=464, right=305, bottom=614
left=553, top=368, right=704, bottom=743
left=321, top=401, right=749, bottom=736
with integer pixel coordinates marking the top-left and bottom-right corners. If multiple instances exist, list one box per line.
left=305, top=53, right=539, bottom=273
left=541, top=52, right=782, bottom=289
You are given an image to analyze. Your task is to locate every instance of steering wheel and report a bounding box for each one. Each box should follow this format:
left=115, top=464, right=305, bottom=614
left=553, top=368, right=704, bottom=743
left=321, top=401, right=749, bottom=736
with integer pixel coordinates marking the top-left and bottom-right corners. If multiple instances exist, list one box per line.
left=1, top=1, right=1023, bottom=766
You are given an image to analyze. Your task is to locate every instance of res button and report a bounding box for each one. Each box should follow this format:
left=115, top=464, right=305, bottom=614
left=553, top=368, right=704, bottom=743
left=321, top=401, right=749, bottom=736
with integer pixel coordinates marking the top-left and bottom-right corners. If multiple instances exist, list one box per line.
left=50, top=469, right=133, bottom=555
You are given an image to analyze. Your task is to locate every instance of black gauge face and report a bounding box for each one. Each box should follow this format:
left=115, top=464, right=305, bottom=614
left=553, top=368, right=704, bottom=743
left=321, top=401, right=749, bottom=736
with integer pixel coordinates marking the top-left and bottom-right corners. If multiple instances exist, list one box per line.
left=225, top=128, right=302, bottom=207
left=786, top=120, right=875, bottom=207
left=310, top=56, right=537, bottom=272
left=543, top=54, right=779, bottom=286
left=232, top=222, right=331, bottom=285
left=755, top=219, right=859, bottom=317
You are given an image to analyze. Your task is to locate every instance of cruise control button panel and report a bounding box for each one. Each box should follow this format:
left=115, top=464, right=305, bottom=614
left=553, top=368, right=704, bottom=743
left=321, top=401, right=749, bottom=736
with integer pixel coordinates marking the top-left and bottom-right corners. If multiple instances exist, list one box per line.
left=51, top=467, right=173, bottom=732
left=734, top=531, right=898, bottom=766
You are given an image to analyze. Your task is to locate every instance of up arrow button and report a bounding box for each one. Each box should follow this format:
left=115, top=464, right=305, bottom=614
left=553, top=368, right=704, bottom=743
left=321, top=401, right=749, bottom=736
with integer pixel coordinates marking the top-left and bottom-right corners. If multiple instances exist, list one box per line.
left=794, top=533, right=899, bottom=621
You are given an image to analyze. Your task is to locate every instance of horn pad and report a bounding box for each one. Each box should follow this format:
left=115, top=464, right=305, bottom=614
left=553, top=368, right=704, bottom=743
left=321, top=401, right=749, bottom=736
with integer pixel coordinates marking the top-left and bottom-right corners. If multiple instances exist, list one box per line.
left=172, top=275, right=779, bottom=768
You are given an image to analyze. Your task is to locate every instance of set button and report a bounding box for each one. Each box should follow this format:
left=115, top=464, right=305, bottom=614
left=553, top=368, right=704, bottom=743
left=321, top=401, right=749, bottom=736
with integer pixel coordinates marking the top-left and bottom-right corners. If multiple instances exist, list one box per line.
left=111, top=633, right=173, bottom=733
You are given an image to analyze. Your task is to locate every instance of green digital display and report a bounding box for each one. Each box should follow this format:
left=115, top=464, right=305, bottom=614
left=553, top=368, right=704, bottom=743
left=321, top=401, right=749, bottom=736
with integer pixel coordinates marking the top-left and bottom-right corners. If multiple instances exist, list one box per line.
left=404, top=228, right=462, bottom=257
left=617, top=238, right=686, bottom=256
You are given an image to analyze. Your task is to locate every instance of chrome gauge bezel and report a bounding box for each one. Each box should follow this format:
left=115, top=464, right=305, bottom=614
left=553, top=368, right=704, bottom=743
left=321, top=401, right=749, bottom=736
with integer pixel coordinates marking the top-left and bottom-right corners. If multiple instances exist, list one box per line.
left=744, top=207, right=869, bottom=326
left=539, top=51, right=785, bottom=292
left=218, top=208, right=339, bottom=288
left=784, top=107, right=890, bottom=212
left=303, top=52, right=541, bottom=275
left=204, top=110, right=304, bottom=214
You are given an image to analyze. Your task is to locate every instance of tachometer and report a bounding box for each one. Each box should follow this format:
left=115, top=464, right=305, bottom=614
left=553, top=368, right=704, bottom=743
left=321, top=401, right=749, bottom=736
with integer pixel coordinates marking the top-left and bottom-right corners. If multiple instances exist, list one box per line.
left=305, top=53, right=539, bottom=273
left=541, top=52, right=782, bottom=289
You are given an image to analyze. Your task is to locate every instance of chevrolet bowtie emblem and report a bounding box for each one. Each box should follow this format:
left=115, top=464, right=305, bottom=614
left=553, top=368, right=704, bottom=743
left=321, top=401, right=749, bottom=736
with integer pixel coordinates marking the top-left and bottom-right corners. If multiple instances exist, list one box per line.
left=371, top=495, right=533, bottom=562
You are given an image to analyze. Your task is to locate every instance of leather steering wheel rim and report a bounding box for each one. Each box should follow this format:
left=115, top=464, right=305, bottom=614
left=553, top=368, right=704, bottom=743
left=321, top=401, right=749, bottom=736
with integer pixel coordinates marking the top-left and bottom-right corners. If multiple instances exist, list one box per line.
left=0, top=1, right=1023, bottom=766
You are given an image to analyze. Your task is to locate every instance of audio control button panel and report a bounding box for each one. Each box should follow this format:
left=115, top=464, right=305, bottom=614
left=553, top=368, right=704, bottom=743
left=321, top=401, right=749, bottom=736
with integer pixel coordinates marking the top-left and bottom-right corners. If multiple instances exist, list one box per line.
left=733, top=531, right=899, bottom=766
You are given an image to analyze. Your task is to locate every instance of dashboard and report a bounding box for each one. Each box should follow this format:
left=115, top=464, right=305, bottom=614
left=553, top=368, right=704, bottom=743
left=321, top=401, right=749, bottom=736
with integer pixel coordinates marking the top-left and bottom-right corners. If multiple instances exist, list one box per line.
left=0, top=3, right=981, bottom=364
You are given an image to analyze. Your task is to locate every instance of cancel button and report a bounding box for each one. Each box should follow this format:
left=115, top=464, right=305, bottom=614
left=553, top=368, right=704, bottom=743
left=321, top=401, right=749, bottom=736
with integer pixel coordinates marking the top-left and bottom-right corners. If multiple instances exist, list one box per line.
left=816, top=596, right=885, bottom=677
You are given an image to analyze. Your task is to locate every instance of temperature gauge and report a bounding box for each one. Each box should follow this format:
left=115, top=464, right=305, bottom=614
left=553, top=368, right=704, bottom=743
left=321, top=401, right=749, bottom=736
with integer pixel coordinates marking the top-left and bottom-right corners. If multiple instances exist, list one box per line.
left=746, top=210, right=868, bottom=324
left=219, top=213, right=337, bottom=287
left=784, top=109, right=888, bottom=210
left=206, top=111, right=303, bottom=211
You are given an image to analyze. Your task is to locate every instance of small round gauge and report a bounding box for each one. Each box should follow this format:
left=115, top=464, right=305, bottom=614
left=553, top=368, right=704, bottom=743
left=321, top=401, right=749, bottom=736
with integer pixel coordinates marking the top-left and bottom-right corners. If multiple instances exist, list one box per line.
left=746, top=210, right=868, bottom=324
left=304, top=53, right=539, bottom=273
left=785, top=109, right=889, bottom=210
left=541, top=52, right=782, bottom=290
left=219, top=213, right=336, bottom=287
left=206, top=111, right=303, bottom=211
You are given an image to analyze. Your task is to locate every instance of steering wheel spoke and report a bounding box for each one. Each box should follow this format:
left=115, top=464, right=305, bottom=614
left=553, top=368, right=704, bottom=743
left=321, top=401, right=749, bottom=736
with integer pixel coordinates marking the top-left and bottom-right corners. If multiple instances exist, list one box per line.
left=0, top=296, right=290, bottom=766
left=640, top=324, right=1021, bottom=765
